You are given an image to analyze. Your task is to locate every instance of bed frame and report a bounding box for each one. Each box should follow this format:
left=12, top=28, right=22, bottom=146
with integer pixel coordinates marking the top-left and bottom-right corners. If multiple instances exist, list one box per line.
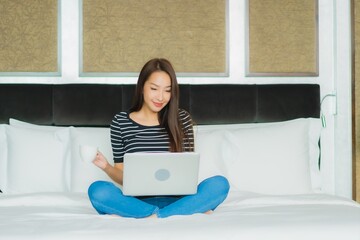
left=0, top=84, right=320, bottom=126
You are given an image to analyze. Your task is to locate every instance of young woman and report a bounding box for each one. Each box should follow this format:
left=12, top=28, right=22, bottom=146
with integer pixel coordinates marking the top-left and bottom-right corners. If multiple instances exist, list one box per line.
left=88, top=58, right=230, bottom=218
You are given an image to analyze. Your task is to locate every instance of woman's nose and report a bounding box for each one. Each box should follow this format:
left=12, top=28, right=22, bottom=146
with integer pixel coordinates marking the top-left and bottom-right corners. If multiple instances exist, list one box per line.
left=157, top=91, right=164, bottom=101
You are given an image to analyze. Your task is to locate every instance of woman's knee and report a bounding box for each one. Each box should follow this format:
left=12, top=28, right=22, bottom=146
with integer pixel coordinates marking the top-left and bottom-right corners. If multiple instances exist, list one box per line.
left=200, top=175, right=230, bottom=195
left=88, top=180, right=115, bottom=202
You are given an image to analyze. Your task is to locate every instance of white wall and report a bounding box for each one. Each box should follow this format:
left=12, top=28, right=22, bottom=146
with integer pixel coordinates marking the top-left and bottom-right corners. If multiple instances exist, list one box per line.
left=332, top=0, right=352, bottom=199
left=0, top=0, right=353, bottom=199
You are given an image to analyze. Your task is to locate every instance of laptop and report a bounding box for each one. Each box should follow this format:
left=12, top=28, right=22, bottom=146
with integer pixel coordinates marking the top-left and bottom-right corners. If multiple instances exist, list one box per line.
left=122, top=152, right=200, bottom=196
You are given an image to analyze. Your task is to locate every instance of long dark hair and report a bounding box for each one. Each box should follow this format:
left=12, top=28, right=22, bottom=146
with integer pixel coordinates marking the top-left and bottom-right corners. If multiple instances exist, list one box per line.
left=129, top=58, right=183, bottom=152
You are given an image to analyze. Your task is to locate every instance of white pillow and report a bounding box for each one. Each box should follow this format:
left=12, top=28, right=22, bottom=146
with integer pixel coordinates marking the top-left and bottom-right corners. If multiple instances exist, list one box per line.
left=308, top=119, right=322, bottom=191
left=221, top=118, right=321, bottom=195
left=194, top=124, right=259, bottom=182
left=9, top=118, right=72, bottom=190
left=9, top=118, right=65, bottom=130
left=10, top=119, right=114, bottom=192
left=0, top=125, right=7, bottom=193
left=5, top=125, right=71, bottom=194
left=194, top=126, right=227, bottom=182
left=70, top=127, right=114, bottom=192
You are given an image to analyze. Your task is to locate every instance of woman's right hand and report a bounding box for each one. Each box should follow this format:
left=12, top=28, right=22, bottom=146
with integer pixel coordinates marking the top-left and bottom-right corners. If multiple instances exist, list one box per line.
left=93, top=152, right=124, bottom=185
left=92, top=151, right=109, bottom=170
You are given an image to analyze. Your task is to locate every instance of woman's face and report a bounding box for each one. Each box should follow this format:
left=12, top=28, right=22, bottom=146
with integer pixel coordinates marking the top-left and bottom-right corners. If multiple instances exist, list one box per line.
left=142, top=71, right=172, bottom=113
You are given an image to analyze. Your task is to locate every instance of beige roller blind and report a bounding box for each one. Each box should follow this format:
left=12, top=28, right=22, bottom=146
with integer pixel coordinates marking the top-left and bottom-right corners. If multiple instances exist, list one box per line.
left=247, top=0, right=318, bottom=76
left=0, top=0, right=59, bottom=73
left=82, top=0, right=227, bottom=76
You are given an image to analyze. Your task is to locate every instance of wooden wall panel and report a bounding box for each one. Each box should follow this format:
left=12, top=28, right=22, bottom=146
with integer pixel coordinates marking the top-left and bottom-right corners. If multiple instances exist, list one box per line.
left=354, top=0, right=360, bottom=203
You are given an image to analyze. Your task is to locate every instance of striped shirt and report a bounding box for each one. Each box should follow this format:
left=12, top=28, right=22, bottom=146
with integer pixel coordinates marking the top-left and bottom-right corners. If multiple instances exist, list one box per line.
left=110, top=109, right=194, bottom=163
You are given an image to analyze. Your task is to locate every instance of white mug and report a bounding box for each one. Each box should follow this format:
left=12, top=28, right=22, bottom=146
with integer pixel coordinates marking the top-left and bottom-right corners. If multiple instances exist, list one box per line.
left=79, top=145, right=98, bottom=163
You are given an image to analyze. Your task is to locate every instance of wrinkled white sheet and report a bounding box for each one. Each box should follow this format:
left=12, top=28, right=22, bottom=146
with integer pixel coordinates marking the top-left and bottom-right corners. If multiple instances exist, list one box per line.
left=0, top=191, right=359, bottom=240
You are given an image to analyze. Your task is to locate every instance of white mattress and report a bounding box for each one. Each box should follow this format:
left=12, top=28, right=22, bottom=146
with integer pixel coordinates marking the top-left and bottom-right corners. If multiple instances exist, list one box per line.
left=0, top=191, right=359, bottom=240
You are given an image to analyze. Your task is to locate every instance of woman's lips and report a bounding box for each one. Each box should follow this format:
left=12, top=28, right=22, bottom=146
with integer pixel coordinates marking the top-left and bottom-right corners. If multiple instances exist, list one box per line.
left=153, top=102, right=163, bottom=108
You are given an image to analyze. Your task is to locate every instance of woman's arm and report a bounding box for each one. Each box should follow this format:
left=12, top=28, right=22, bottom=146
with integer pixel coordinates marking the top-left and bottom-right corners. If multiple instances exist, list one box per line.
left=93, top=151, right=124, bottom=185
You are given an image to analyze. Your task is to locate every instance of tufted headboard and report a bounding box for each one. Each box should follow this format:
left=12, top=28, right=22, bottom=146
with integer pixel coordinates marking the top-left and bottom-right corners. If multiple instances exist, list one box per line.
left=0, top=84, right=320, bottom=126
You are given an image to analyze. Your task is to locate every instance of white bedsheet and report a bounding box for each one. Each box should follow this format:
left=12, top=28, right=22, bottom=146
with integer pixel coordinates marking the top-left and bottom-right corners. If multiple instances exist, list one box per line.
left=0, top=192, right=359, bottom=240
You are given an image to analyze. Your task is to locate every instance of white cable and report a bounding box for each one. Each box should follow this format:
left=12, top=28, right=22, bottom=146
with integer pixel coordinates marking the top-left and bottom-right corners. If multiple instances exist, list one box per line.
left=320, top=93, right=337, bottom=128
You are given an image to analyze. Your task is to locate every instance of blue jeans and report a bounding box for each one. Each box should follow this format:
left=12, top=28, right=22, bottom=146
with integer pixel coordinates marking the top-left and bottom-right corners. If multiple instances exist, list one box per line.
left=88, top=175, right=230, bottom=218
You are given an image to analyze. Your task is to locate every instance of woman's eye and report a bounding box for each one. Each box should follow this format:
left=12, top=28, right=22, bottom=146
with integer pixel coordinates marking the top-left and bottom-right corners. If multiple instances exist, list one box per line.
left=151, top=88, right=157, bottom=91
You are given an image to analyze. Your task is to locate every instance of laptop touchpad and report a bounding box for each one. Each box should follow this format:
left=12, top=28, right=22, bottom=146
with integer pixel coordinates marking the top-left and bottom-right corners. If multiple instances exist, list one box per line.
left=155, top=169, right=170, bottom=181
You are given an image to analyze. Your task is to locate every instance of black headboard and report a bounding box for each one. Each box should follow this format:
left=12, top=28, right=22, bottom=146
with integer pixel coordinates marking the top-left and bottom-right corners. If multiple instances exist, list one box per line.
left=0, top=84, right=320, bottom=126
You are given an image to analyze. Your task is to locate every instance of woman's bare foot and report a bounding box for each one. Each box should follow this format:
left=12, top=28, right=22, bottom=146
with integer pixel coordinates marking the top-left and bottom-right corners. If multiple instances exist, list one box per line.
left=146, top=214, right=158, bottom=218
left=204, top=210, right=213, bottom=215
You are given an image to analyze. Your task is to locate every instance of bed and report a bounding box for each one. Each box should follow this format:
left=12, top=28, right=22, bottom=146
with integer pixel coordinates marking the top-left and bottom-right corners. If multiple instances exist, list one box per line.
left=0, top=84, right=359, bottom=240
